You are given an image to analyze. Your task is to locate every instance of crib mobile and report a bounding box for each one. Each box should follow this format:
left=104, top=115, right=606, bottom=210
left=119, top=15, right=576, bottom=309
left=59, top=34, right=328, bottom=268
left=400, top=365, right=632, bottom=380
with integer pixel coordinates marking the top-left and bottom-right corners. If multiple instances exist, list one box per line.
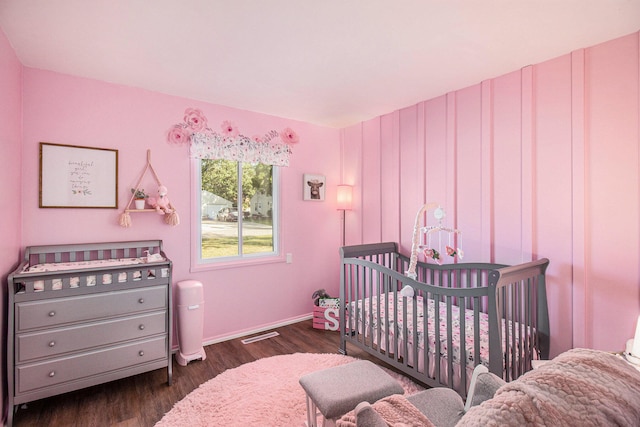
left=405, top=203, right=463, bottom=281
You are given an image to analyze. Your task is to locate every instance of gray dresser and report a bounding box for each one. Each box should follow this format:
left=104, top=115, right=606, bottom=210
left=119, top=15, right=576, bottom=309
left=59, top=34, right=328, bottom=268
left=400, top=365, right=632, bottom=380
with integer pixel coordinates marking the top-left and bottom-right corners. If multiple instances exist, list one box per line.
left=6, top=240, right=173, bottom=427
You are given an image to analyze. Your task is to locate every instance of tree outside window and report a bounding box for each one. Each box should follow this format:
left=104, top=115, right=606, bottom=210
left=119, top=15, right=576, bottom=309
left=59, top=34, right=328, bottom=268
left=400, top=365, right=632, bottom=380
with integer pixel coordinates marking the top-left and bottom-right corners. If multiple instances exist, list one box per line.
left=199, top=159, right=277, bottom=260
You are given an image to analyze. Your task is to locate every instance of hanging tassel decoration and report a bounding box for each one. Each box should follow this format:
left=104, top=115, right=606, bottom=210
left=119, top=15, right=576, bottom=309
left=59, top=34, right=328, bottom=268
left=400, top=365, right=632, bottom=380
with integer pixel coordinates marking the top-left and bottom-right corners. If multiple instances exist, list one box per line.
left=119, top=211, right=132, bottom=228
left=165, top=212, right=179, bottom=226
left=165, top=210, right=180, bottom=226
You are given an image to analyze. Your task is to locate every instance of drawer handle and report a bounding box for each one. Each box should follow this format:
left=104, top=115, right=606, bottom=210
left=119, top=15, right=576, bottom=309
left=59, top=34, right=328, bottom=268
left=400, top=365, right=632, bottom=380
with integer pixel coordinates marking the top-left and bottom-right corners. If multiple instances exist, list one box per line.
left=138, top=350, right=144, bottom=357
left=138, top=298, right=145, bottom=304
left=139, top=324, right=145, bottom=331
left=48, top=371, right=55, bottom=378
left=48, top=311, right=56, bottom=317
left=49, top=341, right=56, bottom=347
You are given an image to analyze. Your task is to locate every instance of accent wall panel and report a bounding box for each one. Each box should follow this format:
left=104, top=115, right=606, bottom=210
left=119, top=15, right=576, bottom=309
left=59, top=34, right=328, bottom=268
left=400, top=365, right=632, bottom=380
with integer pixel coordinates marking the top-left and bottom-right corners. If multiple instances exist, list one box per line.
left=380, top=111, right=401, bottom=244
left=570, top=49, right=588, bottom=349
left=424, top=96, right=448, bottom=224
left=339, top=30, right=640, bottom=356
left=491, top=70, right=523, bottom=265
left=362, top=117, right=382, bottom=244
left=480, top=81, right=494, bottom=262
left=445, top=93, right=457, bottom=223
left=399, top=104, right=423, bottom=254
left=342, top=124, right=363, bottom=245
left=454, top=84, right=484, bottom=261
left=520, top=67, right=535, bottom=261
left=534, top=54, right=574, bottom=355
left=584, top=33, right=640, bottom=351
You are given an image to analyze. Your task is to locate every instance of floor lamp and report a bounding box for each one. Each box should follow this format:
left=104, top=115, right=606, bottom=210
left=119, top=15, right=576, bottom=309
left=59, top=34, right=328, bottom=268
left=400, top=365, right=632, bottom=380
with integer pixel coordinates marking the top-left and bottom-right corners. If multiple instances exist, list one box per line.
left=337, top=185, right=353, bottom=246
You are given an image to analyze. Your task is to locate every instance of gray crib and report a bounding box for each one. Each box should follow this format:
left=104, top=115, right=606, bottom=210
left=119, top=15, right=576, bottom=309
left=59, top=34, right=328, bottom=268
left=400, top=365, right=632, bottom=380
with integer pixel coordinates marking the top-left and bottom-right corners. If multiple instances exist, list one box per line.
left=339, top=242, right=549, bottom=396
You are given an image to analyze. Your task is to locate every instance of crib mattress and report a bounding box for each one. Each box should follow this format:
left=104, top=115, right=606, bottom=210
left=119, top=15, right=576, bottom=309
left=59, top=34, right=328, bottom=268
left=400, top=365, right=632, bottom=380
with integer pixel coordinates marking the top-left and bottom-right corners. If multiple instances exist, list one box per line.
left=349, top=294, right=524, bottom=369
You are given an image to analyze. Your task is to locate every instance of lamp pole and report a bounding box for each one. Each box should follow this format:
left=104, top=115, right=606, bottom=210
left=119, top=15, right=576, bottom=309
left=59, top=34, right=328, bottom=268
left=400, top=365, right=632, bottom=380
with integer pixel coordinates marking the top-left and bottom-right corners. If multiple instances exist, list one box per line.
left=336, top=184, right=353, bottom=247
left=341, top=208, right=346, bottom=246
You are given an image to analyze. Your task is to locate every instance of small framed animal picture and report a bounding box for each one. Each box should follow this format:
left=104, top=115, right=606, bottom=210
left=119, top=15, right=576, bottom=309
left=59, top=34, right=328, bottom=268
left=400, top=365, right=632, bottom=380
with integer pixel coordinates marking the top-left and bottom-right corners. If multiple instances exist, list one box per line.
left=303, top=174, right=325, bottom=201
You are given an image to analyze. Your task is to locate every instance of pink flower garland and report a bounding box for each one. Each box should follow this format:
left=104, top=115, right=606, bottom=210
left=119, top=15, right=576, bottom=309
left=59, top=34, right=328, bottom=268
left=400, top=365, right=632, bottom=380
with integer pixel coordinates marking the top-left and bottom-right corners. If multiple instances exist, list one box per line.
left=184, top=108, right=208, bottom=132
left=221, top=120, right=239, bottom=137
left=280, top=127, right=299, bottom=144
left=166, top=108, right=299, bottom=148
left=167, top=125, right=192, bottom=145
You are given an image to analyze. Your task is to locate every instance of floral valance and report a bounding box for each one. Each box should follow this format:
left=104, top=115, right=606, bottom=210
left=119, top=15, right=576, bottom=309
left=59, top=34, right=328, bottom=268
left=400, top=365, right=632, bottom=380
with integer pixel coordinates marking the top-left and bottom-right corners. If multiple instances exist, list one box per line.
left=190, top=132, right=292, bottom=166
left=167, top=108, right=298, bottom=167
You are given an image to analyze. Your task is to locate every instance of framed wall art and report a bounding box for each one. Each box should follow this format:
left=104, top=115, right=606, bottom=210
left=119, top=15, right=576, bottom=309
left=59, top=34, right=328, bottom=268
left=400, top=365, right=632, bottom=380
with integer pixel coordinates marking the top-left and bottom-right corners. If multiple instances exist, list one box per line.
left=39, top=142, right=119, bottom=208
left=303, top=173, right=325, bottom=201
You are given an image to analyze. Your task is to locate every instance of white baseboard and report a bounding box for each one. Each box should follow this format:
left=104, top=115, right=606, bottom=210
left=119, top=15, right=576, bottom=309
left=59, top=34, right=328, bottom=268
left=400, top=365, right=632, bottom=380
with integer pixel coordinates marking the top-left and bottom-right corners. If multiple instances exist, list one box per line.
left=170, top=313, right=314, bottom=353
left=203, top=313, right=313, bottom=346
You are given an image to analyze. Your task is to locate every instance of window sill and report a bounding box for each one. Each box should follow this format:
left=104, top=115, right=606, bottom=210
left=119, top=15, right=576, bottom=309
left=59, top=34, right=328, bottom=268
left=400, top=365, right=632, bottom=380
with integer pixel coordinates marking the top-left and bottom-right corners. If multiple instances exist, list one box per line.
left=190, top=254, right=286, bottom=273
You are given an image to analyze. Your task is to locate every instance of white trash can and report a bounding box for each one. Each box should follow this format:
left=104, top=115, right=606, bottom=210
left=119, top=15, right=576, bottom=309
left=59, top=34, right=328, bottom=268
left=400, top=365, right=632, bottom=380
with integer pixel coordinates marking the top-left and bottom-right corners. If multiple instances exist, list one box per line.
left=176, top=280, right=206, bottom=366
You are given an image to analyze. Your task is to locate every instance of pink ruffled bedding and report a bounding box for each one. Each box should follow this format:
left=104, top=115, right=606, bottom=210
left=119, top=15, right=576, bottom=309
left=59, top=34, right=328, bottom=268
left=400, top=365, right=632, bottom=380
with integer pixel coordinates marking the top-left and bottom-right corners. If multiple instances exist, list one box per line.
left=350, top=294, right=527, bottom=369
left=22, top=257, right=168, bottom=291
left=23, top=257, right=147, bottom=273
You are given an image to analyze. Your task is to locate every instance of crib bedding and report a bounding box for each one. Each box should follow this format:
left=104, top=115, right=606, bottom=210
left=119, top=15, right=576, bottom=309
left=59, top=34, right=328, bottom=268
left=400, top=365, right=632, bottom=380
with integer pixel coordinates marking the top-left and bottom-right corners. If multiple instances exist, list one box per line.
left=21, top=257, right=169, bottom=291
left=350, top=294, right=528, bottom=370
left=350, top=294, right=488, bottom=368
left=340, top=242, right=550, bottom=395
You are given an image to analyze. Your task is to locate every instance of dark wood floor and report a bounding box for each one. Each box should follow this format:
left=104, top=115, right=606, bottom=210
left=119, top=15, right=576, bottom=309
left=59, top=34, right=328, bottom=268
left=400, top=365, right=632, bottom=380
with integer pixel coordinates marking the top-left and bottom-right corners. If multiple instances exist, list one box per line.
left=11, top=320, right=388, bottom=427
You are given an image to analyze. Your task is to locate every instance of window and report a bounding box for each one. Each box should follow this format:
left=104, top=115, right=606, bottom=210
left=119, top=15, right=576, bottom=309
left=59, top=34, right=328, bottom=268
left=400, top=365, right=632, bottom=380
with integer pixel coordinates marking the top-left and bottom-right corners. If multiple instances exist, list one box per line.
left=198, top=158, right=278, bottom=262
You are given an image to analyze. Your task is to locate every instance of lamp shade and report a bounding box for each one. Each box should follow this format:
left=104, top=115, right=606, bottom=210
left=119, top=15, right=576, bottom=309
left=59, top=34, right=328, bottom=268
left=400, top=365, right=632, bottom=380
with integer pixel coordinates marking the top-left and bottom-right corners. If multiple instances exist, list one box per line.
left=336, top=185, right=353, bottom=210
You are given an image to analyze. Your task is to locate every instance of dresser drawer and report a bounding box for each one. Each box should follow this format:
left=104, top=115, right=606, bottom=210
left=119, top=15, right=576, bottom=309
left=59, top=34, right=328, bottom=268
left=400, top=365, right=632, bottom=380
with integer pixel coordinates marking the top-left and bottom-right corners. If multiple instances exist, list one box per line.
left=16, top=311, right=167, bottom=363
left=15, top=285, right=167, bottom=331
left=16, top=336, right=167, bottom=394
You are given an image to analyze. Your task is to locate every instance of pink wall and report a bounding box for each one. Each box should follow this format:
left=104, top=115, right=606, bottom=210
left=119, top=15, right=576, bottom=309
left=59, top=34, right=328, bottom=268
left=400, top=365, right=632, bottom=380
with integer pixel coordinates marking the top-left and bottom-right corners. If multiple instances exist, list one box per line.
left=0, top=28, right=23, bottom=423
left=19, top=69, right=342, bottom=344
left=341, top=31, right=640, bottom=356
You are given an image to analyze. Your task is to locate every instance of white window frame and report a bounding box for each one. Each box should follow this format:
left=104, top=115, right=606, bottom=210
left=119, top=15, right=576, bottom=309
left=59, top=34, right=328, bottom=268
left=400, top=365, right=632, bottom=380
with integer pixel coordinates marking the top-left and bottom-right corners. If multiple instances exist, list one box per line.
left=190, top=158, right=281, bottom=272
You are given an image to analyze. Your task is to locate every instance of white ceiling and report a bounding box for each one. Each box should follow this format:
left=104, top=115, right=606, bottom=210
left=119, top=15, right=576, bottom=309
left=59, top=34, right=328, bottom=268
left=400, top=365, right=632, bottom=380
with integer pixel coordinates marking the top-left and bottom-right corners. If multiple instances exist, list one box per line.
left=1, top=1, right=639, bottom=128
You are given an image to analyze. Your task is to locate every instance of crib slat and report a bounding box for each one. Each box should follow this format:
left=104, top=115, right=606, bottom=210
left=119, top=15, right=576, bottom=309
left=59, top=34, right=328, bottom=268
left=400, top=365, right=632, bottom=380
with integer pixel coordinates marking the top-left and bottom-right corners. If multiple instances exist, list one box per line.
left=473, top=298, right=481, bottom=372
left=374, top=268, right=380, bottom=352
left=446, top=296, right=454, bottom=388
left=458, top=298, right=467, bottom=395
left=434, top=296, right=441, bottom=383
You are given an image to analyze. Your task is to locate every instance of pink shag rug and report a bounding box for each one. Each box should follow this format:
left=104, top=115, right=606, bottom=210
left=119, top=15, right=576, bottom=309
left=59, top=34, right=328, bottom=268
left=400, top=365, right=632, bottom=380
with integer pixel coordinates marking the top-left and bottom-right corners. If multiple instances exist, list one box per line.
left=155, top=352, right=423, bottom=427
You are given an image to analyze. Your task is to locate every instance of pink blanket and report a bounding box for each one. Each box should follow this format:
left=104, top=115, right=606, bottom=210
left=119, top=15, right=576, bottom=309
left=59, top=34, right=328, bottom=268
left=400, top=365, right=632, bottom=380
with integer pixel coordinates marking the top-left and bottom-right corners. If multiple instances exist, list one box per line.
left=458, top=348, right=640, bottom=426
left=337, top=394, right=435, bottom=427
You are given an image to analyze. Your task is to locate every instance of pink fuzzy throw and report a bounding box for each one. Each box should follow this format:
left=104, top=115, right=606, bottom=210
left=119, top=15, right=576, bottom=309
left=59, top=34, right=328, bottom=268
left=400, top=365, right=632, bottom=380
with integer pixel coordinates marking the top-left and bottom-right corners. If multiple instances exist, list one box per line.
left=458, top=348, right=640, bottom=426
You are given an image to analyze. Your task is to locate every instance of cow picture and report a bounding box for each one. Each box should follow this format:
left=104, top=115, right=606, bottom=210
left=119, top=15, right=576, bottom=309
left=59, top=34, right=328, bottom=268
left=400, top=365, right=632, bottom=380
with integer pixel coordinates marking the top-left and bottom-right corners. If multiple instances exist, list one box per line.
left=303, top=174, right=326, bottom=201
left=307, top=180, right=323, bottom=199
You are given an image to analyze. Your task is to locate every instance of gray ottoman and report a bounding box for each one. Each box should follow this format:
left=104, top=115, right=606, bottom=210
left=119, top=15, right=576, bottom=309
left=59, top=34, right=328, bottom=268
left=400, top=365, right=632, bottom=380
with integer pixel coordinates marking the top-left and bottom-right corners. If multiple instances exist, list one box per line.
left=299, top=360, right=405, bottom=427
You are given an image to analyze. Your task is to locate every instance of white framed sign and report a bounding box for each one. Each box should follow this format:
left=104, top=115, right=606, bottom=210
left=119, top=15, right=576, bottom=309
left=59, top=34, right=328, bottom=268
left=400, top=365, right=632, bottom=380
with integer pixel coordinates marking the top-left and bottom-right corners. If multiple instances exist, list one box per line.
left=39, top=142, right=118, bottom=208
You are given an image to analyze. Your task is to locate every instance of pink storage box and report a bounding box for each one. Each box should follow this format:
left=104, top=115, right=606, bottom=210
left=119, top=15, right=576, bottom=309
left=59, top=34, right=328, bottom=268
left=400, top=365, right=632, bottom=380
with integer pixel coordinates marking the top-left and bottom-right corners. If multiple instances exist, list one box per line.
left=313, top=305, right=339, bottom=331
